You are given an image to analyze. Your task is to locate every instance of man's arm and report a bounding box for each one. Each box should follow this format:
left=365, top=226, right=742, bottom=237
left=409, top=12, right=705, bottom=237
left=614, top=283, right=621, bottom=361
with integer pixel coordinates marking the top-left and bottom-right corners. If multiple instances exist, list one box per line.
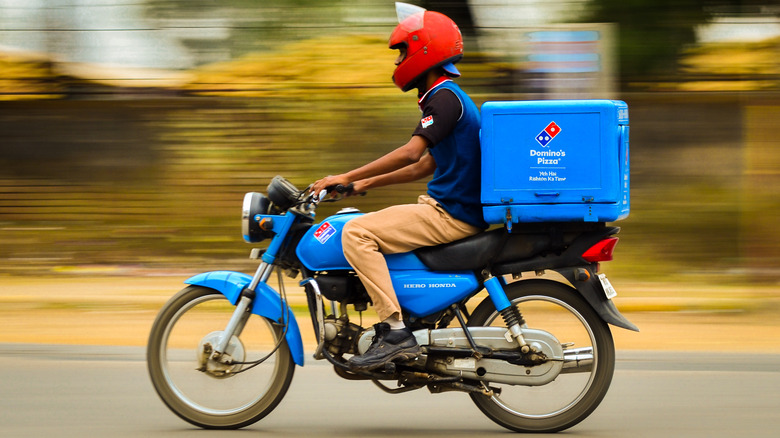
left=311, top=135, right=430, bottom=194
left=353, top=150, right=436, bottom=192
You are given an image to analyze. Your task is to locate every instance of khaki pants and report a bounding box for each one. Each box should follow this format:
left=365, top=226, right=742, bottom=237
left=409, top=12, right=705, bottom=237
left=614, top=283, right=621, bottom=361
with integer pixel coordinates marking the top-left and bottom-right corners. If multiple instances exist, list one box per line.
left=342, top=195, right=482, bottom=321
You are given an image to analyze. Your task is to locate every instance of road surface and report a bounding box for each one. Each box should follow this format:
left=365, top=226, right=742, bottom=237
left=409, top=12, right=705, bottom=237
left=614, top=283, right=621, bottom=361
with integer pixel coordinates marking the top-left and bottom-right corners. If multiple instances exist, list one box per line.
left=1, top=344, right=778, bottom=437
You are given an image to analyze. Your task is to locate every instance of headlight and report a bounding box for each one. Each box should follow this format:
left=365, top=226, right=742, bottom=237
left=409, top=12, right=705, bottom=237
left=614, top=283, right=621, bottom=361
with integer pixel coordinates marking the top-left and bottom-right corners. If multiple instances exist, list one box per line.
left=242, top=192, right=272, bottom=243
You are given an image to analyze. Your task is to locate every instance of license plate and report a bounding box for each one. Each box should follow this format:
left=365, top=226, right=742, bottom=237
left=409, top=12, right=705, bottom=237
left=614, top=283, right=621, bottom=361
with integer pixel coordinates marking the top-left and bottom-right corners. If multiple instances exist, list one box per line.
left=598, top=273, right=618, bottom=300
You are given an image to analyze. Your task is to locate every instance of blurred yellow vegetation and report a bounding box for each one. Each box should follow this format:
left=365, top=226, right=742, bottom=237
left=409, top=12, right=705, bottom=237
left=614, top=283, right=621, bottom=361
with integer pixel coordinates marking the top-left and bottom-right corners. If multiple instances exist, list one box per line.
left=184, top=34, right=399, bottom=98
left=678, top=36, right=779, bottom=91
left=0, top=51, right=62, bottom=100
left=1, top=34, right=777, bottom=99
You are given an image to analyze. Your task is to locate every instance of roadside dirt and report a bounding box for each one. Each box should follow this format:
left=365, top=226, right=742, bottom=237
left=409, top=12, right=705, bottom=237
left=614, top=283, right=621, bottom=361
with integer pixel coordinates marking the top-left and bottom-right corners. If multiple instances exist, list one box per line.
left=1, top=275, right=779, bottom=353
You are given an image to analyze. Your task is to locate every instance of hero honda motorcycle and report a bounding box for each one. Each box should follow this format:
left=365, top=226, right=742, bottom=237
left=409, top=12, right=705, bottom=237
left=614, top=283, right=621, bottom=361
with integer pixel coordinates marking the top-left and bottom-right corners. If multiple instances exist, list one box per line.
left=146, top=175, right=638, bottom=433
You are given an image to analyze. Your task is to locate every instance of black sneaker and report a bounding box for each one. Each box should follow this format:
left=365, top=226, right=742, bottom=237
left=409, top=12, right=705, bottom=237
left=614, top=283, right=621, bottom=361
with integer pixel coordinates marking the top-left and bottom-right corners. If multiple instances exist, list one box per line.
left=348, top=323, right=421, bottom=372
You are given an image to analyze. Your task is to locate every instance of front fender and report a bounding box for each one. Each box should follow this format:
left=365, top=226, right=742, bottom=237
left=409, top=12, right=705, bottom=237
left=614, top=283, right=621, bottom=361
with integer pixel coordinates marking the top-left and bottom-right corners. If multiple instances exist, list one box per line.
left=185, top=271, right=305, bottom=366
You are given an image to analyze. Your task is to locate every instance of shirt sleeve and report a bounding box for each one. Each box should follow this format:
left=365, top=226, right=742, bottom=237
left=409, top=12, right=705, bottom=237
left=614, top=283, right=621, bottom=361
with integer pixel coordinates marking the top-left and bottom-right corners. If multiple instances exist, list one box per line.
left=412, top=88, right=462, bottom=147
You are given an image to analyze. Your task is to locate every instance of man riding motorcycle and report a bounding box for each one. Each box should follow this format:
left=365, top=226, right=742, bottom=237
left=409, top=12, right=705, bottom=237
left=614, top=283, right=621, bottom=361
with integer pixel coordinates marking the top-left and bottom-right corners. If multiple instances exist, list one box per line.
left=311, top=6, right=487, bottom=372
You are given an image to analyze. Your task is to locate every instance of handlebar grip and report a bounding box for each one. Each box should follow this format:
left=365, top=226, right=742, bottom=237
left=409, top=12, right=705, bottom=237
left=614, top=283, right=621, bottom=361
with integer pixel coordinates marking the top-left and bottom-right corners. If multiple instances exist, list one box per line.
left=320, top=183, right=365, bottom=199
left=334, top=183, right=354, bottom=194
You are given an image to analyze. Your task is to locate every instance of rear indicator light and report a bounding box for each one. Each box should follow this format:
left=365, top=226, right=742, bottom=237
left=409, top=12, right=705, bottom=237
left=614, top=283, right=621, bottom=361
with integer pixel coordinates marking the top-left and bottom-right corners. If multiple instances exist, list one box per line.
left=582, top=237, right=619, bottom=262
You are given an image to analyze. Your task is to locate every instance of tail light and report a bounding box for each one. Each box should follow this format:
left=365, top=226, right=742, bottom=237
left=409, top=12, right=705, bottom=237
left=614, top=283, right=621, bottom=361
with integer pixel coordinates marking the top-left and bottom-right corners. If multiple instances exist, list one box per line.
left=582, top=237, right=619, bottom=262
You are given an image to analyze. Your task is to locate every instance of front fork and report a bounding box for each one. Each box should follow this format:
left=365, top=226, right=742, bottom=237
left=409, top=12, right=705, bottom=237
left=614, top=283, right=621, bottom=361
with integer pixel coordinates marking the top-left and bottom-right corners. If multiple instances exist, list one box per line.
left=211, top=262, right=274, bottom=360
left=483, top=273, right=533, bottom=354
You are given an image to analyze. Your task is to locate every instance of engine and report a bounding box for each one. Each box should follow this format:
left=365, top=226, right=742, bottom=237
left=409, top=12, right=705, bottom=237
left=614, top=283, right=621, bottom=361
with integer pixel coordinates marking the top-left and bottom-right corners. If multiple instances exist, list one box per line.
left=322, top=316, right=363, bottom=356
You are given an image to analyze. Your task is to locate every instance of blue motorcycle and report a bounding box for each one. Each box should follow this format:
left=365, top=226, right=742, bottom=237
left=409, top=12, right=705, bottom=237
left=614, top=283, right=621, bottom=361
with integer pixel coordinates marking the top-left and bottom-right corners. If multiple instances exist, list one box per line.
left=147, top=175, right=638, bottom=433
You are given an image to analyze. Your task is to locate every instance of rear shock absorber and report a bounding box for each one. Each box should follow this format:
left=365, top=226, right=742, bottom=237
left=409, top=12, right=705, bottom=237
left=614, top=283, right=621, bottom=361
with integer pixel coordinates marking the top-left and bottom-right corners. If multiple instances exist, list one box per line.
left=500, top=305, right=531, bottom=354
left=483, top=273, right=531, bottom=353
left=500, top=304, right=526, bottom=329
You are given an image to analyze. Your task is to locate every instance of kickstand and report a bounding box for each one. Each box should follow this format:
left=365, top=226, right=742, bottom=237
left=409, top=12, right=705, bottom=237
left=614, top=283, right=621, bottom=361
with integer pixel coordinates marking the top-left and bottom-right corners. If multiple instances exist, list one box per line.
left=451, top=304, right=487, bottom=360
left=372, top=379, right=423, bottom=394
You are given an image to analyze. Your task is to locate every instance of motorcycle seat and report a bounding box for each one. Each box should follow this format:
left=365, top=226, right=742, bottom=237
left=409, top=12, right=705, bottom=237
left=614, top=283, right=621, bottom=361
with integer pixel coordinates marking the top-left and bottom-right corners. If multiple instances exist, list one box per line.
left=414, top=223, right=608, bottom=272
left=414, top=228, right=554, bottom=271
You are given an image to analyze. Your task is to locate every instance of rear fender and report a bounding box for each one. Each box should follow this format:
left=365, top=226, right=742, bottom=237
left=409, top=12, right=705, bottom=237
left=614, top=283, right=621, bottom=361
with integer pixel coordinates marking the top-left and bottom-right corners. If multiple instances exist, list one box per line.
left=185, top=271, right=305, bottom=366
left=556, top=267, right=639, bottom=332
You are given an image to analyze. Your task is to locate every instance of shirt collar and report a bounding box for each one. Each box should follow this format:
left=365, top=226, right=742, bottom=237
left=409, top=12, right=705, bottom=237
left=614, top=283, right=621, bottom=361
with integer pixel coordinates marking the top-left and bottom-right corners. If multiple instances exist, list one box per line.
left=418, top=77, right=452, bottom=111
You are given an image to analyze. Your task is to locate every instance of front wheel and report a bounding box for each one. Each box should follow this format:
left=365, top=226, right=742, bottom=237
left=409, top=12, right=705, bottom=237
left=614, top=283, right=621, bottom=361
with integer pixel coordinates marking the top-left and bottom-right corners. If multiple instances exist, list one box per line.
left=147, top=286, right=295, bottom=429
left=469, top=280, right=615, bottom=433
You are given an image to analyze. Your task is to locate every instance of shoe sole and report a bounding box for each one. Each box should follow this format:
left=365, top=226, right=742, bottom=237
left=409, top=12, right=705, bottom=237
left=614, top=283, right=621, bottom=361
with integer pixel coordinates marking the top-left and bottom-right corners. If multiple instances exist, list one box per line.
left=349, top=346, right=422, bottom=372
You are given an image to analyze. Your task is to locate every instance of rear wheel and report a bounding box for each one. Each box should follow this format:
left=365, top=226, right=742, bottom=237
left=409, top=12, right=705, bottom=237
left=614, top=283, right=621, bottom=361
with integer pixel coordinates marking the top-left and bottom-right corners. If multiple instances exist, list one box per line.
left=147, top=286, right=295, bottom=429
left=469, top=280, right=615, bottom=433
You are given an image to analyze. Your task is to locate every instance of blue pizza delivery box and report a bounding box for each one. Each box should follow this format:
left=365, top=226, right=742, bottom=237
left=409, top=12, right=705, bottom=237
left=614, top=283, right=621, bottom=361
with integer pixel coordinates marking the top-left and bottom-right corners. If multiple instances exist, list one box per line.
left=480, top=100, right=630, bottom=225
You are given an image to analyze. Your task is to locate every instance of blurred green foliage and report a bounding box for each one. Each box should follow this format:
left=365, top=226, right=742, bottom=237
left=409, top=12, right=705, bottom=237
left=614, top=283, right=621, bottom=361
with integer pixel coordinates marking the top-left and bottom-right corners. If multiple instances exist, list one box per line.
left=143, top=0, right=393, bottom=57
left=582, top=0, right=778, bottom=87
left=582, top=0, right=711, bottom=80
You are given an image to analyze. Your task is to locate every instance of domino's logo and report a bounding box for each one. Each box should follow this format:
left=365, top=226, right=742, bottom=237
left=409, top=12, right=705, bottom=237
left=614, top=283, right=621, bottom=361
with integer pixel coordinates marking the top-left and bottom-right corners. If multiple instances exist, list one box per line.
left=313, top=222, right=336, bottom=244
left=535, top=121, right=561, bottom=147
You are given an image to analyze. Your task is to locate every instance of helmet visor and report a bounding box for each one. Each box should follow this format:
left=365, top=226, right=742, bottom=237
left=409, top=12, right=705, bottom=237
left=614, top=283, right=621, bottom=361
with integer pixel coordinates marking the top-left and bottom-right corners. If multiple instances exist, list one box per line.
left=395, top=2, right=425, bottom=32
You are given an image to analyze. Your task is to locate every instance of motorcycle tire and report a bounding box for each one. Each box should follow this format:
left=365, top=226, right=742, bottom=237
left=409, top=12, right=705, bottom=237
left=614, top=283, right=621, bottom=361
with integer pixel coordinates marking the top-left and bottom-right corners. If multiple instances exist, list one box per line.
left=147, top=285, right=295, bottom=429
left=468, top=279, right=615, bottom=433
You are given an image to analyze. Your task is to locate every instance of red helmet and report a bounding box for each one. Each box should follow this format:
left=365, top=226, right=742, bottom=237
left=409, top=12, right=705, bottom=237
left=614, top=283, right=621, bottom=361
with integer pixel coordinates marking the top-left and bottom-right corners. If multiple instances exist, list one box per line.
left=389, top=9, right=463, bottom=92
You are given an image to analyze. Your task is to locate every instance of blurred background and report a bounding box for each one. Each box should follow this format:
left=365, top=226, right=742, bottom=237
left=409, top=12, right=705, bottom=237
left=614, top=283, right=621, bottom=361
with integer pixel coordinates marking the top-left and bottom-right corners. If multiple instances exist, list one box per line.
left=0, top=1, right=778, bottom=312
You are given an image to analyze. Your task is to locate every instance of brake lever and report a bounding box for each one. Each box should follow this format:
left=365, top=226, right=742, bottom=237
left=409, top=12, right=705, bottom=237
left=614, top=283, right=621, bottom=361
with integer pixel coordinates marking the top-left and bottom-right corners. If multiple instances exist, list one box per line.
left=317, top=189, right=329, bottom=202
left=310, top=188, right=341, bottom=204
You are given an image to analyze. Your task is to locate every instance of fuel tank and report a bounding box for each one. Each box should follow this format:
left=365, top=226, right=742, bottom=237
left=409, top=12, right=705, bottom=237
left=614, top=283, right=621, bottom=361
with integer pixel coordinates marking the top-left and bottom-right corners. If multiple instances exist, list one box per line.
left=295, top=211, right=359, bottom=271
left=296, top=212, right=481, bottom=317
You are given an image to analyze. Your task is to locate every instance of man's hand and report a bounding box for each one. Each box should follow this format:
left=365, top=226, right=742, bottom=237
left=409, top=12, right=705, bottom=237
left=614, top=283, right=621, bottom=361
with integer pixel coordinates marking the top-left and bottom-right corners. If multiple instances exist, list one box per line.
left=310, top=174, right=350, bottom=199
left=349, top=179, right=370, bottom=196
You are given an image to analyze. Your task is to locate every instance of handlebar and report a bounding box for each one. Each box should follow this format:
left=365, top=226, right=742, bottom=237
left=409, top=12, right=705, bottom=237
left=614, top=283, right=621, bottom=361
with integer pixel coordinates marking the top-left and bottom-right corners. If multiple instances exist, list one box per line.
left=312, top=183, right=365, bottom=204
left=333, top=183, right=355, bottom=195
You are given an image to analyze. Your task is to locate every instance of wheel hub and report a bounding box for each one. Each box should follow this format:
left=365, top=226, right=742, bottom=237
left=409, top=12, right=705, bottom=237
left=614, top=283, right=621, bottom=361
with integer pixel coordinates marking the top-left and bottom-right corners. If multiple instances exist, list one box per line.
left=196, top=331, right=246, bottom=378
